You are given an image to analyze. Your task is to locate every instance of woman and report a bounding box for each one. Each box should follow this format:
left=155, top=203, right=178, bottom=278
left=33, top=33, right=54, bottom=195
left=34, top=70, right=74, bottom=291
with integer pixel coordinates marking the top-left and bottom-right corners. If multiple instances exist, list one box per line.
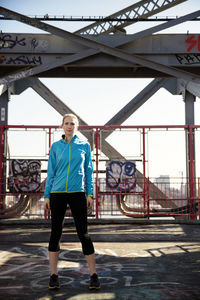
left=44, top=113, right=100, bottom=290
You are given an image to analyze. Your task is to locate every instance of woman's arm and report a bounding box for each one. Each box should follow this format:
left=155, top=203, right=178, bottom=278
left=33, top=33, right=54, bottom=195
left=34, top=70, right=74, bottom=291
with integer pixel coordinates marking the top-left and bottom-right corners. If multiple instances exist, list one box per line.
left=44, top=144, right=56, bottom=199
left=84, top=143, right=94, bottom=197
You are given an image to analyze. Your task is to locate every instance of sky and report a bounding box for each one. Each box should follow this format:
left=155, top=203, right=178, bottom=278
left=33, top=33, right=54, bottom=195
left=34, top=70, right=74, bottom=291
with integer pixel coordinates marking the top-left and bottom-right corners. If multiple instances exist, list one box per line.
left=0, top=0, right=200, bottom=179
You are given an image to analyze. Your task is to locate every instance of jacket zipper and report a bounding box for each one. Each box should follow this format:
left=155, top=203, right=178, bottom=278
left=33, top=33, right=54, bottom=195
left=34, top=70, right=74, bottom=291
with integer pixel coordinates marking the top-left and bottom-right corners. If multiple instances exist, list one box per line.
left=66, top=142, right=71, bottom=191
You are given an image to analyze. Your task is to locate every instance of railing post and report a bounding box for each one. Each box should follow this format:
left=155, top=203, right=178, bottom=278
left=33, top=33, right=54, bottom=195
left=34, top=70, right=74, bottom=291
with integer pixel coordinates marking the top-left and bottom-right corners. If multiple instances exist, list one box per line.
left=142, top=128, right=148, bottom=218
left=49, top=128, right=52, bottom=153
left=146, top=177, right=150, bottom=220
left=44, top=127, right=52, bottom=219
left=189, top=125, right=195, bottom=219
left=198, top=177, right=200, bottom=219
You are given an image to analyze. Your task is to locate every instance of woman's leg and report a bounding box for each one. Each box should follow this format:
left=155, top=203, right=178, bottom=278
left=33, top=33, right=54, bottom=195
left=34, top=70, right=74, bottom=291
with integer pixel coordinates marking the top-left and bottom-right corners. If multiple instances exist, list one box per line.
left=48, top=193, right=68, bottom=275
left=85, top=253, right=96, bottom=276
left=49, top=251, right=59, bottom=275
left=69, top=193, right=96, bottom=275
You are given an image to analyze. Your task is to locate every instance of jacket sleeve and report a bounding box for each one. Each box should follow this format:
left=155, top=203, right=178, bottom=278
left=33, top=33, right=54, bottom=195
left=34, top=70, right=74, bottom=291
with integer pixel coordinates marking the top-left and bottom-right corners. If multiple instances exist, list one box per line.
left=44, top=144, right=56, bottom=199
left=84, top=143, right=93, bottom=197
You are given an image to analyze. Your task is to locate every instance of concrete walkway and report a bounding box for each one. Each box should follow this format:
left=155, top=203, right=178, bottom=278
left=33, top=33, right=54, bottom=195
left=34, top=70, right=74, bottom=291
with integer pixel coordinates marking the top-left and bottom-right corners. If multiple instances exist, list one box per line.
left=0, top=222, right=200, bottom=299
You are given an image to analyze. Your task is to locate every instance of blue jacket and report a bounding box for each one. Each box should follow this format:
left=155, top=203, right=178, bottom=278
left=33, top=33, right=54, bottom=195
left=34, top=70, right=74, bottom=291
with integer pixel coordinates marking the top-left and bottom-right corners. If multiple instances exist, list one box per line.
left=44, top=135, right=93, bottom=198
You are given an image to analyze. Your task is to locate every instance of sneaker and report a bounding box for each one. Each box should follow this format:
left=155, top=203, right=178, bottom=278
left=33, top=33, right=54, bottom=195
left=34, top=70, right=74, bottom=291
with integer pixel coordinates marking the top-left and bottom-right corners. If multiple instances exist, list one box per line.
left=89, top=273, right=100, bottom=290
left=49, top=274, right=60, bottom=289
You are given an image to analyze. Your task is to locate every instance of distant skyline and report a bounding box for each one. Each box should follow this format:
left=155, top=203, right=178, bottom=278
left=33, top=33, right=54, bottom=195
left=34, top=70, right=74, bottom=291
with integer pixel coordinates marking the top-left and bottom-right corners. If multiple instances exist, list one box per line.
left=0, top=0, right=200, bottom=178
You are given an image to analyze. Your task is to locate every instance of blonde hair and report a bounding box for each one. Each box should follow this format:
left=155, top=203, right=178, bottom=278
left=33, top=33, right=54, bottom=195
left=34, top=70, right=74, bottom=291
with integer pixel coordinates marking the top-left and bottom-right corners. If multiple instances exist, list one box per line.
left=62, top=114, right=79, bottom=126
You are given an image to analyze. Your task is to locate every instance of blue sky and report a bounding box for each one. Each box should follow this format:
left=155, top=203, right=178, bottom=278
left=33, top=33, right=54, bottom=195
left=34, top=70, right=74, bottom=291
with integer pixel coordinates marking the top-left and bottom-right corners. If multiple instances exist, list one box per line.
left=0, top=0, right=200, bottom=178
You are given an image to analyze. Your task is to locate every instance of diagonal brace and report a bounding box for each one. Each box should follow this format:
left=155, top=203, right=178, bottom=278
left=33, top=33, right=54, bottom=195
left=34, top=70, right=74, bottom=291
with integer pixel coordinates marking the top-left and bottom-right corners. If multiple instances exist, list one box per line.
left=0, top=6, right=200, bottom=85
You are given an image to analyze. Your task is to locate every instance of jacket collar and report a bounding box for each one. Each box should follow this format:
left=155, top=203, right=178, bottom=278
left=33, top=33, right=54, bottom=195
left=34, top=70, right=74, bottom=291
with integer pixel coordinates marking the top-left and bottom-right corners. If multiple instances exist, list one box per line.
left=61, top=134, right=78, bottom=144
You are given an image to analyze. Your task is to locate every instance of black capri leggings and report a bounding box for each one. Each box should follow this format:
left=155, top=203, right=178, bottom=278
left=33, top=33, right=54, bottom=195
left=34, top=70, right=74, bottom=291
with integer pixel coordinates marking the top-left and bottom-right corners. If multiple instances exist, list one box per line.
left=48, top=192, right=94, bottom=255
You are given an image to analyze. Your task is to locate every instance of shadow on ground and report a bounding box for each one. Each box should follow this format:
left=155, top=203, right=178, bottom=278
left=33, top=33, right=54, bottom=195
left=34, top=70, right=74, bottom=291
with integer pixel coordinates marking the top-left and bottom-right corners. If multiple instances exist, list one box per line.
left=0, top=223, right=200, bottom=300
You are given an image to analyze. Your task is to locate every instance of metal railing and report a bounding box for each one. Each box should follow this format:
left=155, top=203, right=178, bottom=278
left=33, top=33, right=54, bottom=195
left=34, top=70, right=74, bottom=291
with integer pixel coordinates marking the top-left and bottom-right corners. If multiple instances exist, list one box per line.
left=0, top=124, right=199, bottom=220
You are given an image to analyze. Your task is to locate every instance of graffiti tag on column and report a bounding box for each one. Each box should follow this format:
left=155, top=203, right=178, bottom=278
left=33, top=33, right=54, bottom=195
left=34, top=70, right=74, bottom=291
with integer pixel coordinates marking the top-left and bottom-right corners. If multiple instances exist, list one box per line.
left=175, top=54, right=200, bottom=65
left=185, top=35, right=200, bottom=52
left=8, top=160, right=41, bottom=193
left=0, top=55, right=42, bottom=65
left=106, top=160, right=136, bottom=192
left=0, top=34, right=26, bottom=49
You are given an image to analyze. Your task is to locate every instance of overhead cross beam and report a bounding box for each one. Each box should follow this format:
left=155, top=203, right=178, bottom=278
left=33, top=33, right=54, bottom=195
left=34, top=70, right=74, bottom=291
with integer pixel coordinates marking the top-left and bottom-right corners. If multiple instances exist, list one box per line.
left=0, top=6, right=200, bottom=85
left=75, top=0, right=187, bottom=35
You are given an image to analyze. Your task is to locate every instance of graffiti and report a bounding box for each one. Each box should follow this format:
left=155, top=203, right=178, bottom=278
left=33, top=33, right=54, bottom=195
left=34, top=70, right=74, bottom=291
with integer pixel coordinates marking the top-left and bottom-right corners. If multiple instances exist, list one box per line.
left=0, top=34, right=26, bottom=49
left=31, top=39, right=48, bottom=50
left=175, top=53, right=200, bottom=65
left=8, top=159, right=41, bottom=193
left=185, top=35, right=200, bottom=52
left=0, top=243, right=199, bottom=300
left=106, top=160, right=136, bottom=192
left=31, top=38, right=38, bottom=49
left=0, top=55, right=42, bottom=65
left=0, top=68, right=34, bottom=84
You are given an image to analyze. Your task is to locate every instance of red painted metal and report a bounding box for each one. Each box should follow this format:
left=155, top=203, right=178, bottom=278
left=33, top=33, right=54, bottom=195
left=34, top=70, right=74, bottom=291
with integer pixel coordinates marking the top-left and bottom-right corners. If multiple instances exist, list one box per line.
left=0, top=124, right=199, bottom=220
left=142, top=128, right=148, bottom=218
left=189, top=126, right=196, bottom=220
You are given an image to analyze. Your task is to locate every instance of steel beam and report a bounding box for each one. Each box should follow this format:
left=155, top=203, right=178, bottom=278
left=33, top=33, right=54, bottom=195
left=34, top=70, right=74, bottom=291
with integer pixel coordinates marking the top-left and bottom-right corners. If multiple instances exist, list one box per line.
left=184, top=90, right=195, bottom=126
left=162, top=78, right=181, bottom=95
left=178, top=80, right=200, bottom=99
left=0, top=7, right=200, bottom=85
left=0, top=90, right=9, bottom=125
left=9, top=78, right=31, bottom=95
left=0, top=84, right=7, bottom=96
left=105, top=78, right=168, bottom=126
left=0, top=49, right=99, bottom=84
left=75, top=0, right=187, bottom=35
left=27, top=77, right=87, bottom=125
left=184, top=90, right=196, bottom=203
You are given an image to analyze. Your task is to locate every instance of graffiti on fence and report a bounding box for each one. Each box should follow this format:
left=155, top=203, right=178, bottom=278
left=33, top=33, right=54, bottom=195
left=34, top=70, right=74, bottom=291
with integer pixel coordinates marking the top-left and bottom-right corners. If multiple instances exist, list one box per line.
left=8, top=159, right=41, bottom=193
left=106, top=160, right=136, bottom=192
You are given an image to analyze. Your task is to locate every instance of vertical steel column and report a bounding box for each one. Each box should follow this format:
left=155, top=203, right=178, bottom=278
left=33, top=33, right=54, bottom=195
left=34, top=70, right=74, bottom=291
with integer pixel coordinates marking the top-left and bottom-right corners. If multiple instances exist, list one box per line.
left=184, top=90, right=196, bottom=218
left=0, top=125, right=4, bottom=212
left=95, top=128, right=99, bottom=219
left=0, top=90, right=9, bottom=211
left=0, top=90, right=9, bottom=125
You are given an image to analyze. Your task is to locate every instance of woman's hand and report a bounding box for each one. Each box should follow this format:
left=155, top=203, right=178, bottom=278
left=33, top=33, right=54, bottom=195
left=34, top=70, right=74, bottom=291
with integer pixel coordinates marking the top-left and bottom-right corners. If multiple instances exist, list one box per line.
left=44, top=198, right=50, bottom=211
left=87, top=196, right=93, bottom=209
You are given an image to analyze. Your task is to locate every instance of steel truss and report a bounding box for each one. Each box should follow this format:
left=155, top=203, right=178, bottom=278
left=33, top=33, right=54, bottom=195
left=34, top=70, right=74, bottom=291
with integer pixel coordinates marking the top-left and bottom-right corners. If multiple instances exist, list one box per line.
left=0, top=0, right=199, bottom=219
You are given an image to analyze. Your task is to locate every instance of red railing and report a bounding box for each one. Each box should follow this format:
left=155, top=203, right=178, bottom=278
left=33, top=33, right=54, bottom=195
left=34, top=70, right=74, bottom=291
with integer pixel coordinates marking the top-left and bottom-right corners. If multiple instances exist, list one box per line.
left=0, top=124, right=199, bottom=220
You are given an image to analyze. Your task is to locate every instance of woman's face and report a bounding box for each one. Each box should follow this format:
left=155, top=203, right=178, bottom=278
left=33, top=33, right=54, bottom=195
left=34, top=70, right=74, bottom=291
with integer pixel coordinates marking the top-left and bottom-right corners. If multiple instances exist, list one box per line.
left=62, top=116, right=78, bottom=137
